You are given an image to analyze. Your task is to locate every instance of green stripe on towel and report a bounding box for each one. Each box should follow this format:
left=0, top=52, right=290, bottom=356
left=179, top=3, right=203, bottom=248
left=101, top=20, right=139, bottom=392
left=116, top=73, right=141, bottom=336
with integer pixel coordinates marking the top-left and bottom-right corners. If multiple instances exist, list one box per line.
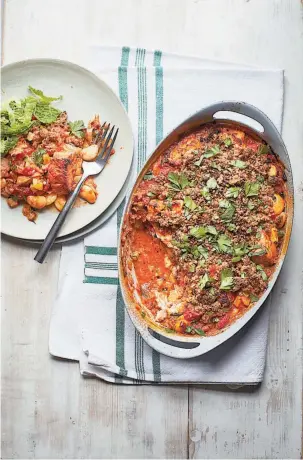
left=85, top=262, right=118, bottom=271
left=84, top=276, right=118, bottom=285
left=85, top=246, right=117, bottom=256
left=114, top=45, right=131, bottom=379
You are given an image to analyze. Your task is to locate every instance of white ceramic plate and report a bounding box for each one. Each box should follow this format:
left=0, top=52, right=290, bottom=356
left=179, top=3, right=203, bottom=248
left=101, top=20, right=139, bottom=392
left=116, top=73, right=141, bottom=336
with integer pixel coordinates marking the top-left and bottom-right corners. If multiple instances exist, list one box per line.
left=1, top=59, right=133, bottom=240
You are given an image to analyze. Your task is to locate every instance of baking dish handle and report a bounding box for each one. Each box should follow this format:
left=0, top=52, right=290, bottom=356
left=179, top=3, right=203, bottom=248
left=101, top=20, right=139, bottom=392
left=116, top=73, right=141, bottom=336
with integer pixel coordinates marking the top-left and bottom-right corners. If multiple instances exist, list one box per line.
left=144, top=329, right=215, bottom=359
left=200, top=101, right=284, bottom=150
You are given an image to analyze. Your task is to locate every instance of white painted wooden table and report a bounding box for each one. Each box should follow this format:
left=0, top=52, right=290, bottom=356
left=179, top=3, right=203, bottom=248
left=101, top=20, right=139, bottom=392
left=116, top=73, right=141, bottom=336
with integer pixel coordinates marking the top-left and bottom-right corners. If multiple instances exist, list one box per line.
left=1, top=0, right=303, bottom=458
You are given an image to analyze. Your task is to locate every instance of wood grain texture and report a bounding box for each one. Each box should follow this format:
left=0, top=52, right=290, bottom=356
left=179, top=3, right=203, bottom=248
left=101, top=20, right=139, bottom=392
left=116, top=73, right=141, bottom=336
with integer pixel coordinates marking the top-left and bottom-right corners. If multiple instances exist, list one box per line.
left=1, top=0, right=303, bottom=458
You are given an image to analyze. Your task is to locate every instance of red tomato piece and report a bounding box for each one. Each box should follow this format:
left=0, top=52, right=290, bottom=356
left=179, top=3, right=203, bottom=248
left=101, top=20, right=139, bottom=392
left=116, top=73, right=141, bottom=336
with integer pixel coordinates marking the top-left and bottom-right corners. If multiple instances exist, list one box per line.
left=217, top=314, right=230, bottom=330
left=184, top=309, right=202, bottom=322
left=209, top=264, right=218, bottom=277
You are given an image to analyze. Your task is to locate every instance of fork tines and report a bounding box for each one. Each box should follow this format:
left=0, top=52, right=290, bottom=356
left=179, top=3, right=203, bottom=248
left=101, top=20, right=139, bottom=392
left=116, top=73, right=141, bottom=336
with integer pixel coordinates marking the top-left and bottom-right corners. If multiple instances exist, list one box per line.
left=97, top=125, right=119, bottom=163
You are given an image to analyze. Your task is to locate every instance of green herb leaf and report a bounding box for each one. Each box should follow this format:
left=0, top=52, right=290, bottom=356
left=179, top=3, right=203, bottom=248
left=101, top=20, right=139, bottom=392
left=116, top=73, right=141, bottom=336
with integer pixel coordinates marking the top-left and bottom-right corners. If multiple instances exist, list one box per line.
left=206, top=177, right=218, bottom=189
left=189, top=265, right=196, bottom=273
left=250, top=294, right=259, bottom=302
left=185, top=326, right=192, bottom=333
left=217, top=234, right=232, bottom=253
left=190, top=226, right=207, bottom=239
left=69, top=120, right=85, bottom=138
left=248, top=201, right=255, bottom=210
left=258, top=144, right=269, bottom=155
left=193, top=328, right=205, bottom=336
left=204, top=145, right=220, bottom=158
left=143, top=171, right=154, bottom=180
left=232, top=243, right=249, bottom=262
left=220, top=268, right=234, bottom=290
left=224, top=138, right=232, bottom=147
left=32, top=148, right=46, bottom=166
left=211, top=162, right=221, bottom=170
left=28, top=86, right=62, bottom=103
left=34, top=103, right=61, bottom=124
left=244, top=182, right=260, bottom=197
left=226, top=187, right=240, bottom=198
left=198, top=273, right=213, bottom=289
left=256, top=264, right=268, bottom=281
left=184, top=196, right=197, bottom=211
left=227, top=223, right=236, bottom=232
left=230, top=159, right=247, bottom=169
left=221, top=202, right=236, bottom=222
left=201, top=186, right=211, bottom=201
left=206, top=225, right=218, bottom=236
left=168, top=172, right=189, bottom=190
left=164, top=328, right=175, bottom=334
left=249, top=246, right=267, bottom=257
left=219, top=199, right=230, bottom=208
left=257, top=175, right=265, bottom=183
left=0, top=136, right=18, bottom=156
left=147, top=191, right=156, bottom=197
left=194, top=154, right=204, bottom=166
left=197, top=245, right=209, bottom=259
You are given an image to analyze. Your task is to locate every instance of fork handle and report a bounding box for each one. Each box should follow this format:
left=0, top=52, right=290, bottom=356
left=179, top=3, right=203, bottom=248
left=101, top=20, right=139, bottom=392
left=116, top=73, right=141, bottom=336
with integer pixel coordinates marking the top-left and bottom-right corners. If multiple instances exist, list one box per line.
left=34, top=174, right=88, bottom=264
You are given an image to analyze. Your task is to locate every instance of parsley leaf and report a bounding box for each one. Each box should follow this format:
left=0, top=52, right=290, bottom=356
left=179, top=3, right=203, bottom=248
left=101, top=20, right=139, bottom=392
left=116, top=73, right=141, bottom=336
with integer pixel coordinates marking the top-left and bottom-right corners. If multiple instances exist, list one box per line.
left=204, top=145, right=220, bottom=158
left=197, top=245, right=208, bottom=259
left=32, top=148, right=46, bottom=166
left=217, top=234, right=232, bottom=253
left=248, top=201, right=255, bottom=210
left=220, top=268, right=234, bottom=290
left=206, top=177, right=218, bottom=189
left=226, top=187, right=240, bottom=198
left=69, top=120, right=85, bottom=138
left=244, top=182, right=260, bottom=197
left=184, top=196, right=197, bottom=211
left=230, top=159, right=247, bottom=169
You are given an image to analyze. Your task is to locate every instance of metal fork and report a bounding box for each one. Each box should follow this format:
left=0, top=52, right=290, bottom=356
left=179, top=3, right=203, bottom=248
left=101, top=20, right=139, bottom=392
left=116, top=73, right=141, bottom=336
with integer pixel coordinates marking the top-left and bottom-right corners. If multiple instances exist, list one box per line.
left=34, top=124, right=119, bottom=264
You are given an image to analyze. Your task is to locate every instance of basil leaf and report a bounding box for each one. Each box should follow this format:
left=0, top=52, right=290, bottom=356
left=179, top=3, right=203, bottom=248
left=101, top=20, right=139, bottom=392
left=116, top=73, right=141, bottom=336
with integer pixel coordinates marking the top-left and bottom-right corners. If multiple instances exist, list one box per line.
left=244, top=182, right=260, bottom=197
left=220, top=268, right=234, bottom=290
left=230, top=159, right=247, bottom=169
left=69, top=120, right=85, bottom=138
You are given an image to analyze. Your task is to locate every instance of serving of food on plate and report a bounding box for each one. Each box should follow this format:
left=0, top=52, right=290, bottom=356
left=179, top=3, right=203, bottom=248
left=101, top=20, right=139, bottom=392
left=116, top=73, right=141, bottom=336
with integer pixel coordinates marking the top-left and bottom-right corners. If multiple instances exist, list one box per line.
left=121, top=122, right=288, bottom=338
left=1, top=86, right=113, bottom=222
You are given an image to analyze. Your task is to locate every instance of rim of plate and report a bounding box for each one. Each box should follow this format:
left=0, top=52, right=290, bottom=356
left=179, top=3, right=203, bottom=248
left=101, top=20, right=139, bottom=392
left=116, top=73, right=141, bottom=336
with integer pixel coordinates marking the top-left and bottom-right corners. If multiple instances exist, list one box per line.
left=1, top=58, right=134, bottom=240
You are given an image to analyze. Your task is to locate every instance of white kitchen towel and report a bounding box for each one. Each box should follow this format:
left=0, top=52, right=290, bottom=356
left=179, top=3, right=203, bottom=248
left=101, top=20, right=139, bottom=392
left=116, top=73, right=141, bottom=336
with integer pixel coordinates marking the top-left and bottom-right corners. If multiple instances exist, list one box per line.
left=49, top=46, right=284, bottom=384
